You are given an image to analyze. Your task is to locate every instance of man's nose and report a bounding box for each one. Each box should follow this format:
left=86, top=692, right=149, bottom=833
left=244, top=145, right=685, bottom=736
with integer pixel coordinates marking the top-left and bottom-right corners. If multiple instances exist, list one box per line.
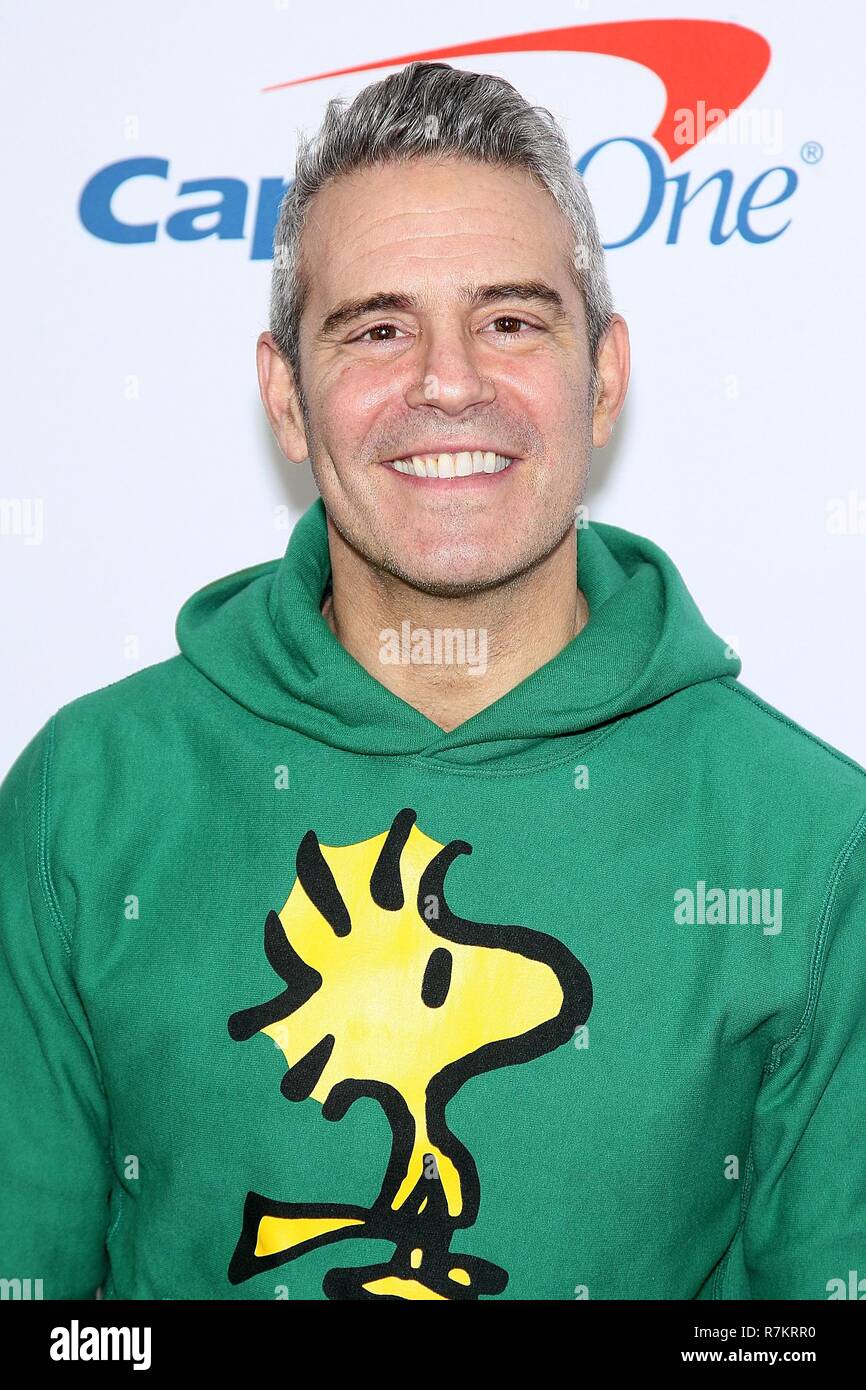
left=404, top=327, right=497, bottom=415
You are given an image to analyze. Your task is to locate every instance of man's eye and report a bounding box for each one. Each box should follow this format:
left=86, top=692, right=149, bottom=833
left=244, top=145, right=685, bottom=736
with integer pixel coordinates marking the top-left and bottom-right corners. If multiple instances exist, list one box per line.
left=349, top=316, right=539, bottom=344
left=351, top=323, right=406, bottom=343
left=486, top=316, right=539, bottom=336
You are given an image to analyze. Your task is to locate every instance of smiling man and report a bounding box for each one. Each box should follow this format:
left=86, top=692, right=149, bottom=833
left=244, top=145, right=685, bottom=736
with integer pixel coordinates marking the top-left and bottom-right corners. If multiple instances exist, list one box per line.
left=1, top=61, right=865, bottom=1304
left=257, top=100, right=627, bottom=729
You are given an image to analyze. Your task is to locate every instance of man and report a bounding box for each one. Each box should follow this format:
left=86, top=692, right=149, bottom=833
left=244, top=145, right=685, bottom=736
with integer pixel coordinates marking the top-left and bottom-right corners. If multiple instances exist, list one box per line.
left=1, top=61, right=864, bottom=1302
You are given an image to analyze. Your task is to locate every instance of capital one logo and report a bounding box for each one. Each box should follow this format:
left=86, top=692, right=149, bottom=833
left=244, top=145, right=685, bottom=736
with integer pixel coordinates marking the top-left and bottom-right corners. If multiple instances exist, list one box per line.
left=80, top=18, right=800, bottom=255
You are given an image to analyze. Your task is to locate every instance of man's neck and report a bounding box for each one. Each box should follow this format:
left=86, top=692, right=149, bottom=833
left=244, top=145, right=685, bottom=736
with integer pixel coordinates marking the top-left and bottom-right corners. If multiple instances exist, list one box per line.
left=319, top=522, right=589, bottom=733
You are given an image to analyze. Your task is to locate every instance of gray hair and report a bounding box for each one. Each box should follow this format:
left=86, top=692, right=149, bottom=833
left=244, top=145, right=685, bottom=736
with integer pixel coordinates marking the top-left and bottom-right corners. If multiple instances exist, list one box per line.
left=270, top=60, right=614, bottom=414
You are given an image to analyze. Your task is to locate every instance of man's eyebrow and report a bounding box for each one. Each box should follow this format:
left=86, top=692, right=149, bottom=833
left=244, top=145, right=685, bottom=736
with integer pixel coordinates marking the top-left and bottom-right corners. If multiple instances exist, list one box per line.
left=316, top=281, right=566, bottom=339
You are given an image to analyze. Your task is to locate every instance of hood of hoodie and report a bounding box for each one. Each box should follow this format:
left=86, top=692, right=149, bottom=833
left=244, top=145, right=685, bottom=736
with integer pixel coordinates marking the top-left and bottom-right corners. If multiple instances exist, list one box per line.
left=175, top=495, right=739, bottom=762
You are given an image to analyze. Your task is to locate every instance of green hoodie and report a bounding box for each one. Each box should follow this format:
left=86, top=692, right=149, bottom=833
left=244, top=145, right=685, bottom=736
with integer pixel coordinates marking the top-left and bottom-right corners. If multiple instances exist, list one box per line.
left=2, top=496, right=865, bottom=1302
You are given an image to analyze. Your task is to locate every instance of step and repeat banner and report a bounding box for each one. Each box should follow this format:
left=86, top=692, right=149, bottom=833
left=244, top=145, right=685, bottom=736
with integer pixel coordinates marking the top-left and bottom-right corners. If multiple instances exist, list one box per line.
left=2, top=0, right=863, bottom=770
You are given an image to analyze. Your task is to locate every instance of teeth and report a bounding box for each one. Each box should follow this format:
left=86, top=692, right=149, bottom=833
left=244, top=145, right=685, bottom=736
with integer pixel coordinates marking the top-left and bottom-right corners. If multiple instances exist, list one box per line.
left=388, top=451, right=514, bottom=477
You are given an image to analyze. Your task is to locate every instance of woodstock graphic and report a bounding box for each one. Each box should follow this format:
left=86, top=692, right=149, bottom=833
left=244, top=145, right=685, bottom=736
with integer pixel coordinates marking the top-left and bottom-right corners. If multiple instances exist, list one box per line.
left=227, top=807, right=592, bottom=1300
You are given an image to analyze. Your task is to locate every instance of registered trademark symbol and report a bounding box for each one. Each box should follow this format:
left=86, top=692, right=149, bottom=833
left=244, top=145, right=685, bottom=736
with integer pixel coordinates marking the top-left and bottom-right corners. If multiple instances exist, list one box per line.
left=800, top=141, right=823, bottom=164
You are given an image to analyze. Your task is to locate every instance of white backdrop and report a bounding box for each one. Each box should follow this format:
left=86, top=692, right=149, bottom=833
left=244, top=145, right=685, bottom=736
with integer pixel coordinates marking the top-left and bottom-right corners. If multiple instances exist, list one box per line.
left=2, top=0, right=864, bottom=775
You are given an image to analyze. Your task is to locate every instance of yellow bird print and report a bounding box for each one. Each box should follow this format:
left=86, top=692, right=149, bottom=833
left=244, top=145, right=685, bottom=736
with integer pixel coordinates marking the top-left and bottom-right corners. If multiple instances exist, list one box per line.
left=227, top=807, right=592, bottom=1300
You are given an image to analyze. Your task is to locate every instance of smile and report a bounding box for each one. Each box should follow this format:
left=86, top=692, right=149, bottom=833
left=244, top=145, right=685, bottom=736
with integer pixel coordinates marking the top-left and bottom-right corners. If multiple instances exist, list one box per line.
left=385, top=451, right=515, bottom=478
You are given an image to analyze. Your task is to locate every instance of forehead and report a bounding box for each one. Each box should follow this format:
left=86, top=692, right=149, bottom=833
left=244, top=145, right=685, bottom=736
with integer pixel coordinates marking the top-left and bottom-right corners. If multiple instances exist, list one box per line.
left=299, top=156, right=577, bottom=311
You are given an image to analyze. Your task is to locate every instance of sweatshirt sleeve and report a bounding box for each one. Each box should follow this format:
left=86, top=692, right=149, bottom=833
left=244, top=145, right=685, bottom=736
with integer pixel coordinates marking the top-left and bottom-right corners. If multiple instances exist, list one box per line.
left=740, top=807, right=866, bottom=1299
left=0, top=717, right=113, bottom=1299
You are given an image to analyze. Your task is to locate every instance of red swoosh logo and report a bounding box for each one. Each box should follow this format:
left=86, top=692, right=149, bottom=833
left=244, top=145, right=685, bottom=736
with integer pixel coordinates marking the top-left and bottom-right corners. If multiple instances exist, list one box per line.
left=262, top=20, right=771, bottom=162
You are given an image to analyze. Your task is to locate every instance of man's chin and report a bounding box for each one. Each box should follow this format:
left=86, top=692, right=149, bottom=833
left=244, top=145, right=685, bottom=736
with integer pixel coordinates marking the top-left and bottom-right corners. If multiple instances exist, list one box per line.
left=378, top=552, right=523, bottom=599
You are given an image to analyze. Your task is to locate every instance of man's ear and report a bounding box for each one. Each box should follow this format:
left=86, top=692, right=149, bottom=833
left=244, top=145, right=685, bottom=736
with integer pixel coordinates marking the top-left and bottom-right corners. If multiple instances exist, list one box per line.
left=256, top=331, right=309, bottom=463
left=591, top=314, right=630, bottom=448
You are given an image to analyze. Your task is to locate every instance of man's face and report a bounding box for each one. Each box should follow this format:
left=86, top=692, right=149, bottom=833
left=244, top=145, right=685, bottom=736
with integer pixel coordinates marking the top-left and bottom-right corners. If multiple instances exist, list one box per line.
left=287, top=156, right=600, bottom=596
